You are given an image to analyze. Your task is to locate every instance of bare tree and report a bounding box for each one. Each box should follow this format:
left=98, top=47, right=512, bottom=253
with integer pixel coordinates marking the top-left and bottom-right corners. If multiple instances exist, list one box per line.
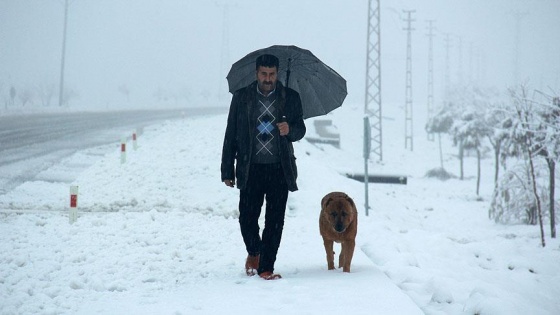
left=179, top=86, right=192, bottom=105
left=118, top=84, right=130, bottom=102
left=0, top=82, right=5, bottom=110
left=61, top=86, right=79, bottom=107
left=200, top=89, right=211, bottom=103
left=37, top=83, right=56, bottom=106
left=10, top=86, right=16, bottom=106
left=18, top=88, right=34, bottom=107
left=153, top=87, right=170, bottom=103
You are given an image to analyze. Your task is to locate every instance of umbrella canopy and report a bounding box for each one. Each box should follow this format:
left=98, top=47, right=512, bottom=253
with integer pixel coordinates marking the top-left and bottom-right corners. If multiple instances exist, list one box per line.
left=226, top=45, right=347, bottom=119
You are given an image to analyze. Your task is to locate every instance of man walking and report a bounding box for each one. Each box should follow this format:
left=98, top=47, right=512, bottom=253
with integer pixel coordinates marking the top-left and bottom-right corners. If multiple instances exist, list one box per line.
left=221, top=54, right=306, bottom=280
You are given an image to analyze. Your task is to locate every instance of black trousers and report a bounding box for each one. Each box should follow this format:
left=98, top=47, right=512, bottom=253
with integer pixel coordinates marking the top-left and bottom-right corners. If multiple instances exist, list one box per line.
left=239, top=163, right=289, bottom=274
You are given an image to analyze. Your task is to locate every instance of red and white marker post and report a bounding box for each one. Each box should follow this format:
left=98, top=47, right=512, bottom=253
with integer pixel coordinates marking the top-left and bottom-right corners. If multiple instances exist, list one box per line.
left=132, top=130, right=138, bottom=150
left=120, top=137, right=126, bottom=164
left=69, top=185, right=78, bottom=223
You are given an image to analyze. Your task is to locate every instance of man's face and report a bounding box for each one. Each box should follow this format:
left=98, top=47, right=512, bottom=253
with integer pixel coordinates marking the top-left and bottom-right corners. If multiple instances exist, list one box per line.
left=256, top=66, right=278, bottom=95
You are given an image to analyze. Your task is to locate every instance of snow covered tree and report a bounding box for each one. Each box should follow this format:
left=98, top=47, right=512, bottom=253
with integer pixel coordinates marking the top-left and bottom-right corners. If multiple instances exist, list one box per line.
left=446, top=86, right=498, bottom=182
left=498, top=86, right=547, bottom=246
left=450, top=109, right=492, bottom=195
left=425, top=105, right=453, bottom=171
left=485, top=103, right=511, bottom=186
left=544, top=96, right=560, bottom=238
left=444, top=86, right=470, bottom=180
left=529, top=92, right=560, bottom=238
left=489, top=87, right=560, bottom=245
left=489, top=161, right=547, bottom=225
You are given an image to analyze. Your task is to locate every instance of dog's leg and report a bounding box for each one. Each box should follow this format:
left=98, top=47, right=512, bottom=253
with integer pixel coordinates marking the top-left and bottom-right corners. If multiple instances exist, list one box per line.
left=338, top=245, right=345, bottom=269
left=323, top=239, right=335, bottom=270
left=341, top=240, right=355, bottom=273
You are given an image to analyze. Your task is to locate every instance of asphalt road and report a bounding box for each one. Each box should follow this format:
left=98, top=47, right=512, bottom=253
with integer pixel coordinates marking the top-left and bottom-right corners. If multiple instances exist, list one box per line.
left=0, top=107, right=226, bottom=196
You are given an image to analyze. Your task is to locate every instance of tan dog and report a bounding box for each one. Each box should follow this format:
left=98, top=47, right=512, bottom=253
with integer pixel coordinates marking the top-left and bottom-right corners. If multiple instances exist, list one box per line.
left=319, top=192, right=358, bottom=272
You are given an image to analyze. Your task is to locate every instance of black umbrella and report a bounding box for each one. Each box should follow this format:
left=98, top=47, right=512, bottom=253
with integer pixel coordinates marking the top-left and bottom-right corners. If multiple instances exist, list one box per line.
left=226, top=45, right=347, bottom=119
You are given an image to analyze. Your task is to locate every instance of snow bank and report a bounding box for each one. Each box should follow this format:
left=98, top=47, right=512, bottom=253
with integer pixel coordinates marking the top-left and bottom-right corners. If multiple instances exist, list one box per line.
left=1, top=106, right=559, bottom=314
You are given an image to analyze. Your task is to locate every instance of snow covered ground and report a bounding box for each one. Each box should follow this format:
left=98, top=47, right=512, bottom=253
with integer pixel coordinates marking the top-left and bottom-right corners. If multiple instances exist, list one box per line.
left=1, top=104, right=559, bottom=315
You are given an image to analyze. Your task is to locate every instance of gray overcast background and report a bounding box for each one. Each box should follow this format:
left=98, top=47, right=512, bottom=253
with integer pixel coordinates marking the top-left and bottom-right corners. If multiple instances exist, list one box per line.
left=1, top=0, right=559, bottom=111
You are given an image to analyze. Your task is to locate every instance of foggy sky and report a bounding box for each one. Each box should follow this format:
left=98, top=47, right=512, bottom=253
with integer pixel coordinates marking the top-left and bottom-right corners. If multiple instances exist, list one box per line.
left=1, top=0, right=559, bottom=111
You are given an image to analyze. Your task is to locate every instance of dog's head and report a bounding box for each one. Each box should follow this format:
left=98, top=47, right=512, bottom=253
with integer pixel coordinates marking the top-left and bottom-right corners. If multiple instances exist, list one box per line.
left=323, top=194, right=356, bottom=233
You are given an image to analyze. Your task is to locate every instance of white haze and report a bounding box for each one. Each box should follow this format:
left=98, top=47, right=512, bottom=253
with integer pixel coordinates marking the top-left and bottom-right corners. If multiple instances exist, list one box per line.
left=1, top=0, right=559, bottom=110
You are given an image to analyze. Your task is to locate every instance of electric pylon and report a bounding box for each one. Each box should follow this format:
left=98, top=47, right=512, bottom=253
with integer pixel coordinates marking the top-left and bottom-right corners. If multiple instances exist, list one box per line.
left=443, top=33, right=452, bottom=102
left=426, top=20, right=435, bottom=141
left=403, top=10, right=415, bottom=151
left=456, top=36, right=463, bottom=87
left=364, top=0, right=382, bottom=161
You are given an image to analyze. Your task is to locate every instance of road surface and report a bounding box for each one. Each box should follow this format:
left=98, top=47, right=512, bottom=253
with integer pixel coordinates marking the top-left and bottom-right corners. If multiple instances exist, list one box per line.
left=0, top=107, right=226, bottom=195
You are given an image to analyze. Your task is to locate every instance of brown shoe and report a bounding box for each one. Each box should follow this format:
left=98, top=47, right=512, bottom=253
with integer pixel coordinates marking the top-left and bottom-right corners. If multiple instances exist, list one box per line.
left=259, top=271, right=282, bottom=280
left=245, top=255, right=259, bottom=276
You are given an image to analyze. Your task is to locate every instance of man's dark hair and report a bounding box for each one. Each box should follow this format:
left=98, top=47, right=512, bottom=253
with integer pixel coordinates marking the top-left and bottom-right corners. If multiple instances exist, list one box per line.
left=256, top=54, right=279, bottom=71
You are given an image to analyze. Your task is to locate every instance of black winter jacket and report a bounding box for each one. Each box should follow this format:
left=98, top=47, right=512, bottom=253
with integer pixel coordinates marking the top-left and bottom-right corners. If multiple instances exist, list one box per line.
left=221, top=81, right=306, bottom=192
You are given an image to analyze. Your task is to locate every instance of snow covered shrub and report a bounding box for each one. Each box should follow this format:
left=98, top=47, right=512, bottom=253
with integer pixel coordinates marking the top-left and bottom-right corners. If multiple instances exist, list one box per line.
left=489, top=161, right=554, bottom=225
left=425, top=167, right=455, bottom=180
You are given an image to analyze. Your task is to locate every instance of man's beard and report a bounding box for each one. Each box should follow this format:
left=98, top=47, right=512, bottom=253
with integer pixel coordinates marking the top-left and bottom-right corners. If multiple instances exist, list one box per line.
left=259, top=81, right=275, bottom=91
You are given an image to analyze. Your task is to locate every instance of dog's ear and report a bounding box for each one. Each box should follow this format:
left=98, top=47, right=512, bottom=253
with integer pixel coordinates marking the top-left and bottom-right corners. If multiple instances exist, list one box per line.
left=345, top=196, right=356, bottom=209
left=323, top=196, right=334, bottom=208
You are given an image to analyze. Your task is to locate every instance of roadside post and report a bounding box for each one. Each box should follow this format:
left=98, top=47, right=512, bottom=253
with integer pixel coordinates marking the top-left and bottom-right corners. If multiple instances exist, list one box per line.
left=363, top=116, right=371, bottom=216
left=69, top=185, right=78, bottom=223
left=132, top=130, right=138, bottom=150
left=120, top=137, right=126, bottom=164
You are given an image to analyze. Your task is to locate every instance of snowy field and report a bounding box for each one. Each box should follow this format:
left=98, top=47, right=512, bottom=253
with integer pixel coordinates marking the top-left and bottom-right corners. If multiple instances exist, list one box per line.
left=1, top=104, right=559, bottom=315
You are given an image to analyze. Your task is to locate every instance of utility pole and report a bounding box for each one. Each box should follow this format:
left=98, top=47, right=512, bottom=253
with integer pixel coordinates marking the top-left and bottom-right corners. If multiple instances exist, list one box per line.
left=364, top=0, right=382, bottom=161
left=443, top=33, right=452, bottom=103
left=456, top=36, right=463, bottom=87
left=468, top=42, right=474, bottom=85
left=403, top=10, right=415, bottom=151
left=217, top=2, right=232, bottom=99
left=426, top=20, right=435, bottom=141
left=58, top=0, right=69, bottom=107
left=512, top=11, right=528, bottom=86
